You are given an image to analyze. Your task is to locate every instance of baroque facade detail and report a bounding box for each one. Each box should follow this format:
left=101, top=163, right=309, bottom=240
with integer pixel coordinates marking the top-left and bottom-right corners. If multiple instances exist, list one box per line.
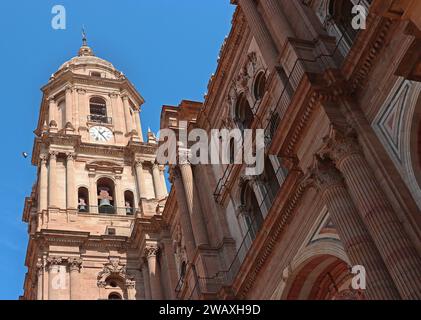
left=21, top=0, right=421, bottom=300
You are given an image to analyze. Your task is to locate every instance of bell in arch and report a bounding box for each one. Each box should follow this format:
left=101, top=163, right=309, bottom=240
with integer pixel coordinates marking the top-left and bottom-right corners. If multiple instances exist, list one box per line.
left=98, top=187, right=114, bottom=214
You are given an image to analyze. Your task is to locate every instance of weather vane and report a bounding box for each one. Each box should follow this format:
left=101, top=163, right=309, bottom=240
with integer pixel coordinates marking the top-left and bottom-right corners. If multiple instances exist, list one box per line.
left=82, top=25, right=87, bottom=46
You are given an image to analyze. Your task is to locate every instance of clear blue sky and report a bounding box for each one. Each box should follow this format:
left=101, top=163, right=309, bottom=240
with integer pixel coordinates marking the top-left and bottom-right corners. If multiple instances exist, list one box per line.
left=0, top=0, right=234, bottom=300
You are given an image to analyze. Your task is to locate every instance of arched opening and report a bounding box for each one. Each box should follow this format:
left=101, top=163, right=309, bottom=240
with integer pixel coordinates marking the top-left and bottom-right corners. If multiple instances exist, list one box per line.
left=78, top=187, right=89, bottom=213
left=124, top=190, right=135, bottom=215
left=261, top=156, right=280, bottom=205
left=97, top=177, right=115, bottom=214
left=285, top=254, right=362, bottom=300
left=253, top=72, right=267, bottom=101
left=89, top=97, right=109, bottom=124
left=108, top=292, right=122, bottom=300
left=241, top=182, right=263, bottom=240
left=329, top=0, right=359, bottom=46
left=235, top=93, right=254, bottom=131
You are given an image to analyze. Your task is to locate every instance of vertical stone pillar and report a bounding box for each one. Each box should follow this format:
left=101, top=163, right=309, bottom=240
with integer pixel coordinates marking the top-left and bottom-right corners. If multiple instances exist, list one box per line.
left=145, top=245, right=163, bottom=300
left=323, top=129, right=421, bottom=299
left=66, top=153, right=77, bottom=209
left=170, top=167, right=196, bottom=261
left=65, top=86, right=73, bottom=126
left=39, top=155, right=48, bottom=212
left=134, top=109, right=144, bottom=141
left=179, top=162, right=209, bottom=246
left=160, top=166, right=168, bottom=196
left=141, top=259, right=151, bottom=300
left=160, top=240, right=178, bottom=299
left=260, top=0, right=294, bottom=48
left=68, top=258, right=82, bottom=300
left=114, top=175, right=125, bottom=215
left=88, top=172, right=98, bottom=214
left=77, top=89, right=86, bottom=126
left=126, top=279, right=136, bottom=300
left=237, top=0, right=279, bottom=70
left=311, top=156, right=400, bottom=299
left=48, top=151, right=58, bottom=208
left=47, top=257, right=62, bottom=300
left=36, top=262, right=44, bottom=300
left=135, top=160, right=146, bottom=200
left=48, top=98, right=56, bottom=126
left=122, top=94, right=133, bottom=135
left=152, top=163, right=164, bottom=199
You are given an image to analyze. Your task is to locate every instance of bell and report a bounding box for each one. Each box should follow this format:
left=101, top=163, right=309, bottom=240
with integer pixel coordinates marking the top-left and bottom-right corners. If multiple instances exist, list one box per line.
left=99, top=198, right=111, bottom=207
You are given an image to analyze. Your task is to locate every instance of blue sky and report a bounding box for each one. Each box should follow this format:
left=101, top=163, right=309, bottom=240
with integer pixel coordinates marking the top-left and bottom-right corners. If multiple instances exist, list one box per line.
left=0, top=0, right=234, bottom=300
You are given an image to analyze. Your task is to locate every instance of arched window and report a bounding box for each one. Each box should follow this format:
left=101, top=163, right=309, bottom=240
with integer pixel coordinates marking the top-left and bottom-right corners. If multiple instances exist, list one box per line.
left=89, top=97, right=109, bottom=124
left=108, top=292, right=122, bottom=300
left=97, top=177, right=115, bottom=214
left=261, top=156, right=280, bottom=205
left=329, top=0, right=359, bottom=46
left=124, top=190, right=135, bottom=215
left=253, top=72, right=266, bottom=101
left=241, top=182, right=263, bottom=240
left=78, top=187, right=89, bottom=213
left=235, top=93, right=254, bottom=131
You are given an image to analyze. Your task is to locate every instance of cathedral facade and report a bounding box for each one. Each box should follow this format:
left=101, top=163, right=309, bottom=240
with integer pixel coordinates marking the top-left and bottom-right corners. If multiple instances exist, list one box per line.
left=22, top=0, right=421, bottom=300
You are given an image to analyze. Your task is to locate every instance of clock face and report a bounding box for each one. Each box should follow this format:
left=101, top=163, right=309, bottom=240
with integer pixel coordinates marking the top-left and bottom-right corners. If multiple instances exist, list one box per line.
left=89, top=126, right=113, bottom=142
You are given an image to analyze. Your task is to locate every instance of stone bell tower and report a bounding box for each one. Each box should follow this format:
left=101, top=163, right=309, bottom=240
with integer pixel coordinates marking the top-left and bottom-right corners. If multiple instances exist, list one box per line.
left=21, top=36, right=168, bottom=300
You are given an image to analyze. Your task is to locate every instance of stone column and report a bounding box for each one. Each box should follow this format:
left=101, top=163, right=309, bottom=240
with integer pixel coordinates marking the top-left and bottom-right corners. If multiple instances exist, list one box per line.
left=77, top=89, right=86, bottom=125
left=39, top=155, right=48, bottom=212
left=260, top=0, right=294, bottom=48
left=122, top=94, right=133, bottom=135
left=323, top=129, right=421, bottom=299
left=238, top=0, right=279, bottom=70
left=179, top=162, right=209, bottom=246
left=65, top=86, right=73, bottom=126
left=141, top=259, right=151, bottom=300
left=66, top=153, right=77, bottom=209
left=311, top=156, right=400, bottom=299
left=36, top=262, right=44, bottom=300
left=68, top=258, right=82, bottom=300
left=152, top=163, right=164, bottom=200
left=160, top=166, right=168, bottom=196
left=126, top=279, right=136, bottom=300
left=145, top=245, right=163, bottom=300
left=160, top=240, right=178, bottom=299
left=48, top=98, right=57, bottom=126
left=48, top=151, right=58, bottom=208
left=134, top=109, right=144, bottom=141
left=135, top=160, right=146, bottom=200
left=114, top=175, right=125, bottom=215
left=171, top=167, right=196, bottom=261
left=47, top=257, right=62, bottom=300
left=88, top=172, right=98, bottom=213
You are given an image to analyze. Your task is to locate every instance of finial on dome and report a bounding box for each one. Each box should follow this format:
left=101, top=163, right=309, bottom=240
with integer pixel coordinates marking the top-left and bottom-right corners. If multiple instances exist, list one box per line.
left=78, top=26, right=94, bottom=57
left=82, top=26, right=87, bottom=46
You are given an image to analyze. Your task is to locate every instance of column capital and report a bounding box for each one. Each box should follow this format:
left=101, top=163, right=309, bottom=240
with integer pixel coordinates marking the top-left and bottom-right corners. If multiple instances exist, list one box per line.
left=134, top=159, right=143, bottom=168
left=121, top=94, right=129, bottom=101
left=125, top=279, right=136, bottom=289
left=46, top=256, right=63, bottom=269
left=319, top=127, right=362, bottom=166
left=76, top=88, right=86, bottom=95
left=65, top=85, right=73, bottom=93
left=144, top=245, right=159, bottom=258
left=68, top=257, right=82, bottom=272
left=66, top=152, right=76, bottom=161
left=152, top=162, right=159, bottom=170
left=40, top=154, right=48, bottom=164
left=109, top=93, right=119, bottom=99
left=309, top=155, right=344, bottom=192
left=49, top=151, right=58, bottom=160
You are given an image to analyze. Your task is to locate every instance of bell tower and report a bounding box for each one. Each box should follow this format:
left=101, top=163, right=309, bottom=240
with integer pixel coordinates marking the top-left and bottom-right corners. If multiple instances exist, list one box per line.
left=21, top=37, right=168, bottom=300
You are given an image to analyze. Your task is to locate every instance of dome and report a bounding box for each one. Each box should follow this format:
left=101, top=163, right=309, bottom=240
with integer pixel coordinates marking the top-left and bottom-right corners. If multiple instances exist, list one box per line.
left=56, top=36, right=122, bottom=79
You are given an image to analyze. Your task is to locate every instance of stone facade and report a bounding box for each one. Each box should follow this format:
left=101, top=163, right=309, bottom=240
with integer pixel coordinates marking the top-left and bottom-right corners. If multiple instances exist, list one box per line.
left=22, top=0, right=421, bottom=300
